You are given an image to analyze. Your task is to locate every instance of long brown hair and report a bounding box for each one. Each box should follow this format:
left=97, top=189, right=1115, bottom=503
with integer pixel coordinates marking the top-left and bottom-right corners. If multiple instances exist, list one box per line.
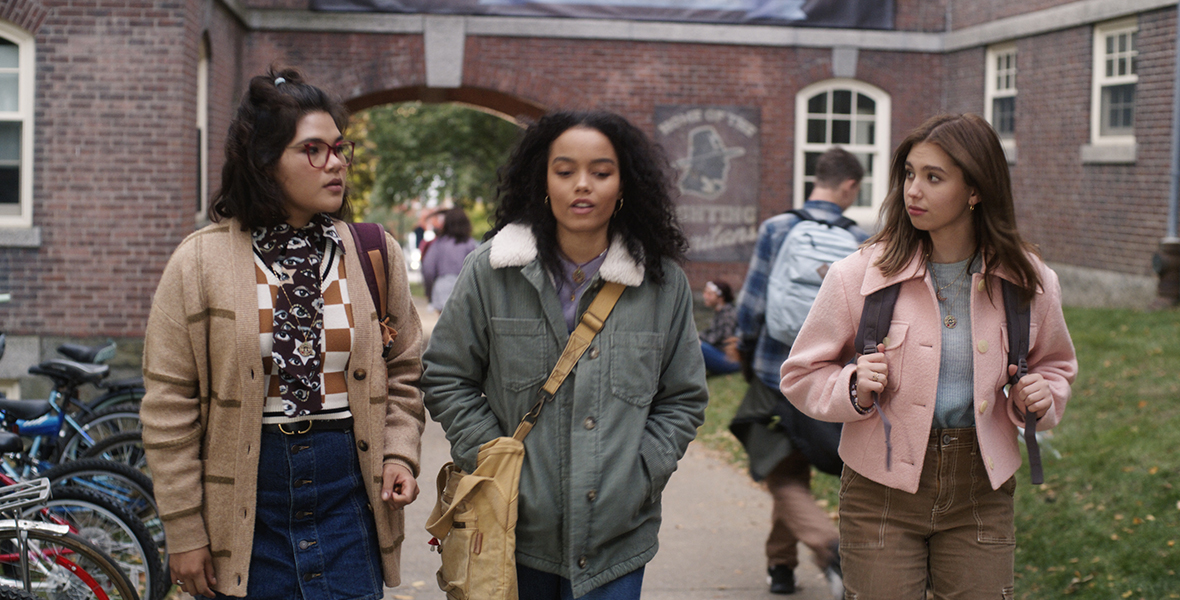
left=868, top=113, right=1041, bottom=303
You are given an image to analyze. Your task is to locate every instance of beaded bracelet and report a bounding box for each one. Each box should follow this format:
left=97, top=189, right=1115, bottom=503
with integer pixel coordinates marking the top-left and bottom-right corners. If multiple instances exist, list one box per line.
left=849, top=373, right=874, bottom=415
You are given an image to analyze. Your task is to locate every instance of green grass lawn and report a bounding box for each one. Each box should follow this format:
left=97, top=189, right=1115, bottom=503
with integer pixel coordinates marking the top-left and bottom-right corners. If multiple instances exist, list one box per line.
left=699, top=306, right=1180, bottom=599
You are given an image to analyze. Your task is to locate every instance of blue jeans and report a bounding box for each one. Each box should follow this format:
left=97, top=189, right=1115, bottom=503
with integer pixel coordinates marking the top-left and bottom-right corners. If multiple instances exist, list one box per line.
left=701, top=341, right=740, bottom=375
left=517, top=564, right=644, bottom=600
left=205, top=427, right=384, bottom=600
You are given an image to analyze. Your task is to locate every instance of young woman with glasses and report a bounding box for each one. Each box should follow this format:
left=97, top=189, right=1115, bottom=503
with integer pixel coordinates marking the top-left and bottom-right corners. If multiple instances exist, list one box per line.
left=141, top=67, right=424, bottom=600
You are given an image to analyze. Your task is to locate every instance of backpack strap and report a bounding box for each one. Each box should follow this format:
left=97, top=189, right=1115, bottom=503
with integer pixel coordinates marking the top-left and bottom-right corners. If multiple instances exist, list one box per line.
left=788, top=208, right=858, bottom=231
left=346, top=222, right=397, bottom=358
left=852, top=283, right=900, bottom=470
left=1002, top=279, right=1040, bottom=484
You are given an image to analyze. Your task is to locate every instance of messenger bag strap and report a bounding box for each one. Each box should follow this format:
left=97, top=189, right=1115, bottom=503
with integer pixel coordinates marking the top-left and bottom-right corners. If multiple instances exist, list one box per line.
left=512, top=281, right=627, bottom=441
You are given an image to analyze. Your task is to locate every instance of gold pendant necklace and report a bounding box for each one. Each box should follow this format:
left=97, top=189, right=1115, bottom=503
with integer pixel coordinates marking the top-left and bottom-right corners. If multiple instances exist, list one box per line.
left=930, top=256, right=973, bottom=330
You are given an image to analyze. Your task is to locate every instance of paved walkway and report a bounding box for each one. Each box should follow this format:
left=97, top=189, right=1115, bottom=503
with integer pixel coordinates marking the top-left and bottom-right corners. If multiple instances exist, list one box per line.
left=383, top=296, right=837, bottom=599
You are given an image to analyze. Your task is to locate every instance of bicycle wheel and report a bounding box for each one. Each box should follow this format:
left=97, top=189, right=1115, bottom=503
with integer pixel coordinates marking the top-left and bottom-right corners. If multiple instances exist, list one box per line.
left=78, top=434, right=147, bottom=478
left=24, top=486, right=163, bottom=600
left=0, top=584, right=39, bottom=600
left=84, top=389, right=143, bottom=415
left=0, top=526, right=139, bottom=600
left=56, top=408, right=141, bottom=463
left=37, top=460, right=162, bottom=569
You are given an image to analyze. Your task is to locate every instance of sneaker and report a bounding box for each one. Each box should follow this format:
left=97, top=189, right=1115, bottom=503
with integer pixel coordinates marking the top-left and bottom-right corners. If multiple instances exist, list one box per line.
left=767, top=565, right=796, bottom=594
left=823, top=542, right=844, bottom=599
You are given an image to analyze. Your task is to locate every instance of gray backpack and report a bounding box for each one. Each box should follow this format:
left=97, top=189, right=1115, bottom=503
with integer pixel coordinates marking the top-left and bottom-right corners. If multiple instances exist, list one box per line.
left=765, top=209, right=860, bottom=345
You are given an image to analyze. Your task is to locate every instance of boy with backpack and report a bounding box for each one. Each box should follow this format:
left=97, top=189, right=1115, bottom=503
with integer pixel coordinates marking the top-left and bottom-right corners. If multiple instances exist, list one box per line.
left=730, top=147, right=868, bottom=596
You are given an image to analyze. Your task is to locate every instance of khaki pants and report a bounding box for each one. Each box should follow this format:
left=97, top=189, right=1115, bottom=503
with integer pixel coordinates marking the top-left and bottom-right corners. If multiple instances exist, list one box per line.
left=765, top=449, right=840, bottom=570
left=838, top=428, right=1016, bottom=600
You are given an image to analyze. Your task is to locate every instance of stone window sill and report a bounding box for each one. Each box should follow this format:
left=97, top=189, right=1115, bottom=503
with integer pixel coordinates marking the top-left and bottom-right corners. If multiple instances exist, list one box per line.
left=0, top=227, right=42, bottom=248
left=1080, top=142, right=1136, bottom=165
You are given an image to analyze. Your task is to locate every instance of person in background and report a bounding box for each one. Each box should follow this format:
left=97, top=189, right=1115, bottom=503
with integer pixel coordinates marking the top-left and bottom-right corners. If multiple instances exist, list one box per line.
left=730, top=146, right=867, bottom=596
left=421, top=206, right=478, bottom=312
left=420, top=110, right=708, bottom=600
left=699, top=280, right=740, bottom=375
left=141, top=67, right=424, bottom=600
left=781, top=114, right=1077, bottom=599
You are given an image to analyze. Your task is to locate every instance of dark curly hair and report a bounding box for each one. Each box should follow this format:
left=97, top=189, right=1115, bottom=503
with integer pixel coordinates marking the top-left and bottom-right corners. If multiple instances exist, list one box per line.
left=208, top=66, right=352, bottom=228
left=488, top=111, right=688, bottom=284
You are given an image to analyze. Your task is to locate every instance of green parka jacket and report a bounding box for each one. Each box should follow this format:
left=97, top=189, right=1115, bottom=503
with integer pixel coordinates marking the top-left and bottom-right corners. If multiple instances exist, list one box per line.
left=421, top=223, right=708, bottom=597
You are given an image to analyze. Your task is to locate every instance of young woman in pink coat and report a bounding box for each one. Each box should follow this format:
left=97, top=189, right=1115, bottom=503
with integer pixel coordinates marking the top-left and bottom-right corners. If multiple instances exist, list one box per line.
left=780, top=113, right=1077, bottom=599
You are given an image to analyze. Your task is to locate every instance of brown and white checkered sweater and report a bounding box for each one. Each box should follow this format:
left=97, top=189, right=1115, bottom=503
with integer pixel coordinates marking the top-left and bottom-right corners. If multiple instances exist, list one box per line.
left=141, top=217, right=424, bottom=595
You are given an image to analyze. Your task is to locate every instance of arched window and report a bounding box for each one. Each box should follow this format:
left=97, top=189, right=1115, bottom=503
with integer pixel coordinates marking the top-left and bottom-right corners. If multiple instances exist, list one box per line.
left=0, top=21, right=34, bottom=230
left=794, top=79, right=890, bottom=226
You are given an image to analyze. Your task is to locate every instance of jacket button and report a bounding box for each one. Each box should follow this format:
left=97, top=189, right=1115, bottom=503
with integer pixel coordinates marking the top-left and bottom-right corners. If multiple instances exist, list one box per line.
left=979, top=400, right=988, bottom=414
left=978, top=279, right=986, bottom=291
left=942, top=434, right=953, bottom=445
left=882, top=336, right=890, bottom=347
left=303, top=572, right=321, bottom=582
left=296, top=510, right=313, bottom=519
left=986, top=456, right=995, bottom=470
left=584, top=417, right=596, bottom=430
left=977, top=340, right=989, bottom=354
left=578, top=556, right=587, bottom=568
left=353, top=369, right=367, bottom=381
left=298, top=540, right=315, bottom=550
left=588, top=347, right=600, bottom=359
left=294, top=478, right=312, bottom=488
left=358, top=440, right=369, bottom=451
left=587, top=490, right=597, bottom=502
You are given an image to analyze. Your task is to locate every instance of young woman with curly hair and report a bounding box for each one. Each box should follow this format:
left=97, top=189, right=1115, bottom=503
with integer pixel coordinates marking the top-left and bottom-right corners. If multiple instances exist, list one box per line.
left=781, top=114, right=1077, bottom=599
left=420, top=111, right=708, bottom=600
left=141, top=67, right=424, bottom=599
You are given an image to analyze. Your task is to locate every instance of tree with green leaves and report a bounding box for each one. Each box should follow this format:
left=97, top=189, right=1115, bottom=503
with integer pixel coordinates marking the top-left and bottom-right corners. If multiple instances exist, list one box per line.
left=349, top=102, right=522, bottom=216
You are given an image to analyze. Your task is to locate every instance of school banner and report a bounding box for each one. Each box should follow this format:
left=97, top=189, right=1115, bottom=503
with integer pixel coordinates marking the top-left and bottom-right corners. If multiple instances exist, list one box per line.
left=309, top=0, right=895, bottom=29
left=656, top=105, right=760, bottom=263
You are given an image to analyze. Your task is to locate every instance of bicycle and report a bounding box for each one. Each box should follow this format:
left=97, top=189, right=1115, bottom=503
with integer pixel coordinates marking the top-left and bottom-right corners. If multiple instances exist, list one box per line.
left=0, top=433, right=163, bottom=600
left=0, top=478, right=139, bottom=600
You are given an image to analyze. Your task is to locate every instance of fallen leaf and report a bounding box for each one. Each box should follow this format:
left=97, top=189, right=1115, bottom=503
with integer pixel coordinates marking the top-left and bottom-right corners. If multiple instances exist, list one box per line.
left=1122, top=591, right=1133, bottom=598
left=1138, top=400, right=1148, bottom=408
left=1111, top=534, right=1120, bottom=540
left=1146, top=515, right=1155, bottom=521
left=1114, top=514, right=1124, bottom=521
left=1149, top=466, right=1159, bottom=475
left=412, top=581, right=426, bottom=589
left=1133, top=518, right=1143, bottom=525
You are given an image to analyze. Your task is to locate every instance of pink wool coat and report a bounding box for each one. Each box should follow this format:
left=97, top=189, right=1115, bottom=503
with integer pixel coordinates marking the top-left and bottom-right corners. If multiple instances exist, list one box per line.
left=780, top=244, right=1077, bottom=494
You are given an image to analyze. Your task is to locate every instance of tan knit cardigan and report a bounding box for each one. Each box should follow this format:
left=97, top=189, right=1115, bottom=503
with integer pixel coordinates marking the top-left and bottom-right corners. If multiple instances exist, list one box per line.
left=140, top=218, right=424, bottom=595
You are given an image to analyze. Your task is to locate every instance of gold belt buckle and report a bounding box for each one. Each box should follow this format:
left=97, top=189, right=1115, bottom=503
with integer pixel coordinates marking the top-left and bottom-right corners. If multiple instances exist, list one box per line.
left=278, top=421, right=313, bottom=435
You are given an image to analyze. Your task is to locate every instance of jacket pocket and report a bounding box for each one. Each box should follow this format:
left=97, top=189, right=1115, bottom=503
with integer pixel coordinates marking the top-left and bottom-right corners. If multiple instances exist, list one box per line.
left=608, top=331, right=664, bottom=406
left=881, top=322, right=908, bottom=393
left=490, top=317, right=551, bottom=392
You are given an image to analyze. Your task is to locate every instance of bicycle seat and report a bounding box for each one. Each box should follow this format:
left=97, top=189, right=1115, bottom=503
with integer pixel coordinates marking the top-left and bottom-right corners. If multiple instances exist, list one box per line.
left=0, top=398, right=52, bottom=421
left=57, top=341, right=116, bottom=364
left=28, top=358, right=109, bottom=384
left=0, top=431, right=22, bottom=454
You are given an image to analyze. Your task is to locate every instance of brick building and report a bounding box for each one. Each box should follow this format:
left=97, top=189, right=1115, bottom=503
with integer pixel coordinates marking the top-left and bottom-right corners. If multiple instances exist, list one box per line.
left=0, top=0, right=1175, bottom=393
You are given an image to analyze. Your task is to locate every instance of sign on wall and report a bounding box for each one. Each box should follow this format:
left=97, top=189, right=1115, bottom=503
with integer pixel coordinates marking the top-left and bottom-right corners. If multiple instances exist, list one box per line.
left=310, top=0, right=895, bottom=29
left=655, top=105, right=760, bottom=263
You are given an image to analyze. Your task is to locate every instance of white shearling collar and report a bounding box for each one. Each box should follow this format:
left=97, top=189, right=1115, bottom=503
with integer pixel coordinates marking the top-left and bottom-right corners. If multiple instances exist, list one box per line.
left=488, top=222, right=645, bottom=287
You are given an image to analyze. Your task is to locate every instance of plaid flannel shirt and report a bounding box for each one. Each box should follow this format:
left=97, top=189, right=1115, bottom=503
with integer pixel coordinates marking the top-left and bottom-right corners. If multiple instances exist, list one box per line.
left=735, top=200, right=870, bottom=390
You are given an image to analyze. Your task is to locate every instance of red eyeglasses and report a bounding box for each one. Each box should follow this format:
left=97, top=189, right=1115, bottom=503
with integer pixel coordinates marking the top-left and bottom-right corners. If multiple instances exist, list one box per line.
left=292, top=140, right=355, bottom=168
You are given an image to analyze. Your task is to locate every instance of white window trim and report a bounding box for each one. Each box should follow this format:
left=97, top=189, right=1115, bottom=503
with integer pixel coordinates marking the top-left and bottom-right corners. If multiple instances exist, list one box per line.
left=196, top=38, right=210, bottom=223
left=1090, top=17, right=1138, bottom=147
left=793, top=78, right=891, bottom=227
left=984, top=43, right=1017, bottom=162
left=0, top=21, right=35, bottom=230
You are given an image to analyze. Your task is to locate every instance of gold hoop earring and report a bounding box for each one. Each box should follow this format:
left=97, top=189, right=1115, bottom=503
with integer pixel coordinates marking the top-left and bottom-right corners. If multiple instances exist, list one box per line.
left=544, top=195, right=550, bottom=206
left=614, top=197, right=624, bottom=216
left=969, top=203, right=975, bottom=211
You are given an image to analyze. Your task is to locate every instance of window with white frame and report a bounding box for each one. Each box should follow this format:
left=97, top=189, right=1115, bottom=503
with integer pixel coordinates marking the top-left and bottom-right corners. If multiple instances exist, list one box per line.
left=0, top=22, right=34, bottom=229
left=985, top=43, right=1017, bottom=140
left=196, top=37, right=210, bottom=221
left=1092, top=18, right=1138, bottom=144
left=794, top=79, right=890, bottom=225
